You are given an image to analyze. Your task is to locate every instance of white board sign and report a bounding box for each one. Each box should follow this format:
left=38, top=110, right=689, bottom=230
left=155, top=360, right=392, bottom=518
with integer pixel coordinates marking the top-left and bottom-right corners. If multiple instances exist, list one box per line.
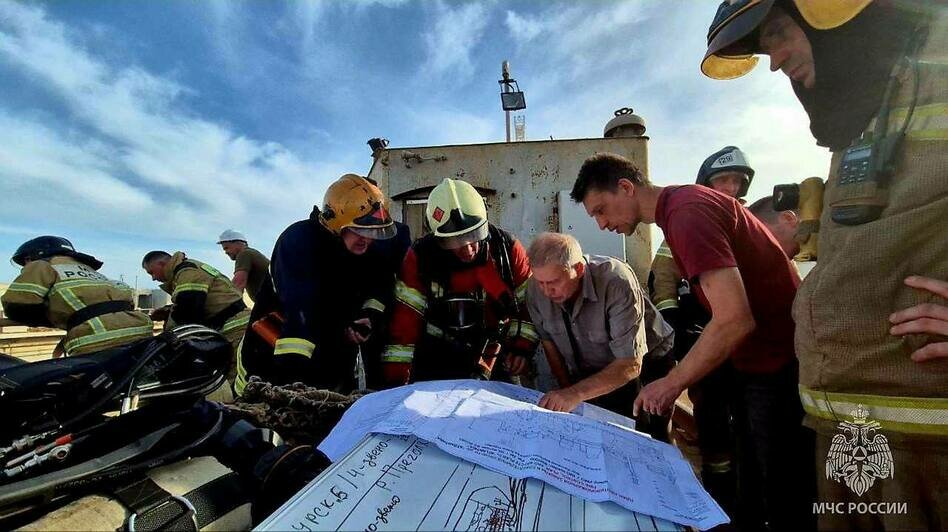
left=258, top=433, right=683, bottom=531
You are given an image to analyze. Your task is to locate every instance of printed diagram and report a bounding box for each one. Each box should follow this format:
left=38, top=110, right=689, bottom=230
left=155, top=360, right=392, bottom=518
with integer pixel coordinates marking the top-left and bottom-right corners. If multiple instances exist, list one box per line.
left=451, top=479, right=528, bottom=531
left=262, top=433, right=686, bottom=532
left=469, top=411, right=602, bottom=460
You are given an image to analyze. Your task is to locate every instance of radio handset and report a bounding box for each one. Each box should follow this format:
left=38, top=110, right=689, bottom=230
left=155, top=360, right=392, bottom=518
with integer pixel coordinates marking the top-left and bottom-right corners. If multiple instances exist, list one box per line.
left=828, top=23, right=926, bottom=226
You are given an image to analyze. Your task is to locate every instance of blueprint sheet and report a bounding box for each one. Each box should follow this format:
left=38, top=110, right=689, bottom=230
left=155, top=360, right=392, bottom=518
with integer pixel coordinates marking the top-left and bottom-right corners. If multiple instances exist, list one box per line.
left=259, top=433, right=684, bottom=531
left=317, top=380, right=728, bottom=530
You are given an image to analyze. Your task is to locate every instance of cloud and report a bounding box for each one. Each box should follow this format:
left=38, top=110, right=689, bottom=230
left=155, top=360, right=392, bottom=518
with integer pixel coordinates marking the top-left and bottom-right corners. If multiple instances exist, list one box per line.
left=0, top=0, right=834, bottom=285
left=0, top=1, right=343, bottom=283
left=497, top=1, right=830, bottom=253
left=422, top=1, right=492, bottom=80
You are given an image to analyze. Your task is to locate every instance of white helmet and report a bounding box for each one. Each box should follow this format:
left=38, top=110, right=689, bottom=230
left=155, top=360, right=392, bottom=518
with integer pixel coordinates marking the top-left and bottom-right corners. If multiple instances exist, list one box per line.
left=217, top=229, right=247, bottom=244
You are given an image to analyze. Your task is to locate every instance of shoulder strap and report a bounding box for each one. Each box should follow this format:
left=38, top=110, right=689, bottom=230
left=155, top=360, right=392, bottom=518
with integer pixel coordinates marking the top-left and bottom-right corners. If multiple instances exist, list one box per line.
left=173, top=261, right=199, bottom=275
left=412, top=235, right=443, bottom=292
left=487, top=224, right=515, bottom=292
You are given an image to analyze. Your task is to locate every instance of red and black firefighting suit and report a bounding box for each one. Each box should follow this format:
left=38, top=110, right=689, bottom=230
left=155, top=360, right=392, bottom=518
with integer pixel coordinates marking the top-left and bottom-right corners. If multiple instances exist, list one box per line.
left=382, top=224, right=539, bottom=385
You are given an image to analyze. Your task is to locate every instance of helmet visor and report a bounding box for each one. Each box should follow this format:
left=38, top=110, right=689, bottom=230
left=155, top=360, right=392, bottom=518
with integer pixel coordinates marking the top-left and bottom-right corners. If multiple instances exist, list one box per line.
left=436, top=221, right=489, bottom=250
left=701, top=0, right=773, bottom=79
left=347, top=204, right=397, bottom=240
left=348, top=223, right=397, bottom=241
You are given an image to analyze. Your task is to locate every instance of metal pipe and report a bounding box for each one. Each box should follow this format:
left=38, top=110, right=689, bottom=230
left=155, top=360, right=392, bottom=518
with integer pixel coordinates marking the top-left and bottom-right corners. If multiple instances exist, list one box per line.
left=505, top=110, right=511, bottom=143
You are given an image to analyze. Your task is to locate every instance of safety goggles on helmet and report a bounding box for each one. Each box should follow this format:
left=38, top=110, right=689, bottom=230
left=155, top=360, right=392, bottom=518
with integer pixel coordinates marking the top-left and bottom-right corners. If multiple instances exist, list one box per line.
left=345, top=204, right=398, bottom=240
left=426, top=178, right=490, bottom=249
left=320, top=174, right=397, bottom=240
left=435, top=222, right=489, bottom=250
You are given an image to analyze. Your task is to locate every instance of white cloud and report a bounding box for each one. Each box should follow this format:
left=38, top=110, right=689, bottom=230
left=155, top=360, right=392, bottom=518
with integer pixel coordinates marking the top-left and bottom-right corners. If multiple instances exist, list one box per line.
left=504, top=11, right=543, bottom=43
left=422, top=1, right=492, bottom=80
left=0, top=1, right=344, bottom=283
left=496, top=1, right=831, bottom=254
left=0, top=113, right=153, bottom=212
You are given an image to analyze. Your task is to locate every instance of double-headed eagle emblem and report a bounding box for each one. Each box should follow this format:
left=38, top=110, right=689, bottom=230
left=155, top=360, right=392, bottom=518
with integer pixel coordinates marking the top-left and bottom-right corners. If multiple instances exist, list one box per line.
left=825, top=404, right=894, bottom=496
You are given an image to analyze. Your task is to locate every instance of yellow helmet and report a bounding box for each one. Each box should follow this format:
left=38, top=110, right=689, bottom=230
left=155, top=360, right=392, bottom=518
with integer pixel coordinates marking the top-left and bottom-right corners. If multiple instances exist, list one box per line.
left=319, top=174, right=396, bottom=240
left=794, top=0, right=871, bottom=30
left=701, top=0, right=873, bottom=80
left=426, top=178, right=489, bottom=249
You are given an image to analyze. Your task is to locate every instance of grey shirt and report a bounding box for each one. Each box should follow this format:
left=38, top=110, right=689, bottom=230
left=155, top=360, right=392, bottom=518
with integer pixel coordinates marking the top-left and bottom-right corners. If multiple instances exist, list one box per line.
left=526, top=255, right=674, bottom=377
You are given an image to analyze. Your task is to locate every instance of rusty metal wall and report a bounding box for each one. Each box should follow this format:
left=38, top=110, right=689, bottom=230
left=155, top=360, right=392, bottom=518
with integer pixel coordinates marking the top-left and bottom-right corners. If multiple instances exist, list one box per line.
left=368, top=137, right=653, bottom=284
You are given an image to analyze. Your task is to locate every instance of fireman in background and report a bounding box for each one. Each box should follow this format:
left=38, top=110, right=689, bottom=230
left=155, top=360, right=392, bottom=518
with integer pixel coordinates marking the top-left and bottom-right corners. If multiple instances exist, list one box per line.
left=235, top=174, right=410, bottom=395
left=383, top=178, right=539, bottom=385
left=648, top=145, right=755, bottom=517
left=142, top=250, right=250, bottom=397
left=702, top=0, right=947, bottom=528
left=3, top=236, right=153, bottom=356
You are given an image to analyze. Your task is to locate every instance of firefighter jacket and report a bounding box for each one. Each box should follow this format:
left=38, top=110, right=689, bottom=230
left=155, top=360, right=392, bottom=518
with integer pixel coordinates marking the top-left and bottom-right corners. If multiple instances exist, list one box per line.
left=649, top=240, right=682, bottom=312
left=648, top=239, right=710, bottom=362
left=1, top=256, right=153, bottom=355
left=382, top=224, right=540, bottom=385
left=235, top=217, right=410, bottom=395
left=793, top=6, right=948, bottom=439
left=161, top=252, right=249, bottom=348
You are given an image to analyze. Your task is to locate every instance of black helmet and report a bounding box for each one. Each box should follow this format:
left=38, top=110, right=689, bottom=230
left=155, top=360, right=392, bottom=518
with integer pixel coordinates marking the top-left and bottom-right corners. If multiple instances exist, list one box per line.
left=696, top=146, right=755, bottom=198
left=11, top=236, right=103, bottom=270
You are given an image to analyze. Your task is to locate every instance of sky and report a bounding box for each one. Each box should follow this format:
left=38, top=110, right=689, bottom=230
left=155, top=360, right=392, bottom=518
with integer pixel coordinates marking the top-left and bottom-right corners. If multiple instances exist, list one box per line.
left=0, top=0, right=831, bottom=287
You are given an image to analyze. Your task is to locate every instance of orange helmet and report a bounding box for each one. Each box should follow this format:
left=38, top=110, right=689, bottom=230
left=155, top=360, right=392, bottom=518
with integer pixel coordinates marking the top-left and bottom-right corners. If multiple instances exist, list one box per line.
left=319, top=174, right=396, bottom=240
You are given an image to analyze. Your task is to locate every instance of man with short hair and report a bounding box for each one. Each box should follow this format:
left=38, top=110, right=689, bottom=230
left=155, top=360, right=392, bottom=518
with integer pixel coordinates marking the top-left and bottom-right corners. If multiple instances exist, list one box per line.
left=217, top=230, right=270, bottom=303
left=526, top=233, right=674, bottom=431
left=746, top=195, right=801, bottom=259
left=142, top=250, right=250, bottom=396
left=649, top=146, right=755, bottom=510
left=572, top=152, right=813, bottom=530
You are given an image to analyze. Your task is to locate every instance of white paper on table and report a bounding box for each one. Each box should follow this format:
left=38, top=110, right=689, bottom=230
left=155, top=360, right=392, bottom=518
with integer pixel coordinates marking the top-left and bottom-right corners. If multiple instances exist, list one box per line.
left=317, top=380, right=728, bottom=530
left=260, top=433, right=685, bottom=531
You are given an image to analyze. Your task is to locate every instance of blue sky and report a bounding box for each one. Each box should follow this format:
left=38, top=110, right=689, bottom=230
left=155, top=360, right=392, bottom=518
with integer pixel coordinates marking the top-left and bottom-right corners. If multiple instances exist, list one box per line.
left=0, top=0, right=830, bottom=286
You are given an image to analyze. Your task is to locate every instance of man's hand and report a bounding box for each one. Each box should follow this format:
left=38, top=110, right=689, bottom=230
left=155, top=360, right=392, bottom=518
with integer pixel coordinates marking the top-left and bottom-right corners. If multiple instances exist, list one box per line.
left=633, top=374, right=685, bottom=417
left=505, top=355, right=528, bottom=376
left=149, top=305, right=172, bottom=322
left=538, top=387, right=583, bottom=413
left=345, top=318, right=372, bottom=345
left=890, top=275, right=948, bottom=362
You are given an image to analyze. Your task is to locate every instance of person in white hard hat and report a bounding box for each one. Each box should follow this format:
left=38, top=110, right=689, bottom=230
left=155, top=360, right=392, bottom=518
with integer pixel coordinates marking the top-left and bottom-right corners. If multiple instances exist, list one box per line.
left=217, top=229, right=270, bottom=303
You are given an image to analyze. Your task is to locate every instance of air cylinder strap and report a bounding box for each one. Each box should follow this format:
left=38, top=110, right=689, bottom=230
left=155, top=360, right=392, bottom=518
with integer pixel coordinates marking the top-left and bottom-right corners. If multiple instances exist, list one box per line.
left=66, top=301, right=134, bottom=330
left=115, top=472, right=245, bottom=531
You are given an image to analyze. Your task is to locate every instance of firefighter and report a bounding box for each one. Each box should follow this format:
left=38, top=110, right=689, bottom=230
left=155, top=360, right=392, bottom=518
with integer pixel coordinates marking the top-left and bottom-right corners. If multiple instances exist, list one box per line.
left=141, top=250, right=250, bottom=392
left=235, top=174, right=410, bottom=395
left=2, top=236, right=153, bottom=356
left=647, top=145, right=754, bottom=517
left=382, top=178, right=539, bottom=386
left=650, top=146, right=754, bottom=324
left=702, top=0, right=947, bottom=528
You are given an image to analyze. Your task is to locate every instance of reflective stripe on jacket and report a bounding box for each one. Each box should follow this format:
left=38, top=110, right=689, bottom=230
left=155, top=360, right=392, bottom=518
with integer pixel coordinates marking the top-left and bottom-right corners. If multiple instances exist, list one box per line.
left=1, top=256, right=152, bottom=355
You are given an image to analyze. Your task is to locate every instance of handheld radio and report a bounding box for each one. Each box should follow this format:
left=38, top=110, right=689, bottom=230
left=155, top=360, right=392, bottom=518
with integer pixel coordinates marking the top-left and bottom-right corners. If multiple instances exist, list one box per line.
left=829, top=22, right=926, bottom=226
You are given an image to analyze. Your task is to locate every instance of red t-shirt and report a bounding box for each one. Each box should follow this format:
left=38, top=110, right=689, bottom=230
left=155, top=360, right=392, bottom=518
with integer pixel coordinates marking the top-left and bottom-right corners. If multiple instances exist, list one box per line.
left=655, top=185, right=800, bottom=374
